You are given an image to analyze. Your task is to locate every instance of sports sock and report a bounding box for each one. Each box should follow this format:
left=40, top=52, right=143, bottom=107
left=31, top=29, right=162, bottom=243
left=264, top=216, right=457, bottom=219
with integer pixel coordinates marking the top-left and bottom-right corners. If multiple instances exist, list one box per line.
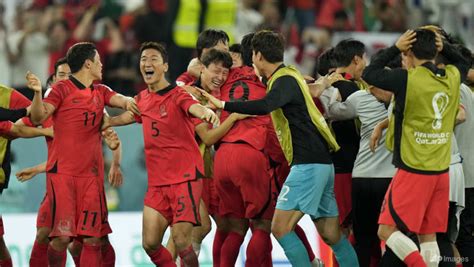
left=101, top=241, right=116, bottom=267
left=212, top=230, right=228, bottom=267
left=295, top=224, right=316, bottom=262
left=277, top=231, right=311, bottom=267
left=178, top=245, right=199, bottom=267
left=386, top=231, right=426, bottom=267
left=80, top=243, right=102, bottom=267
left=220, top=231, right=244, bottom=266
left=146, top=245, right=176, bottom=267
left=330, top=235, right=359, bottom=267
left=47, top=245, right=67, bottom=267
left=420, top=241, right=440, bottom=267
left=30, top=241, right=49, bottom=267
left=246, top=229, right=271, bottom=266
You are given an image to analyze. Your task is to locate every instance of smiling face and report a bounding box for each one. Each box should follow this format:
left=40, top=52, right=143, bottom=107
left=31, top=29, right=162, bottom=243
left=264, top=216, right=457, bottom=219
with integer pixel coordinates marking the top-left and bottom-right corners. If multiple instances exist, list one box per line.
left=201, top=61, right=229, bottom=92
left=53, top=63, right=71, bottom=83
left=140, top=48, right=169, bottom=86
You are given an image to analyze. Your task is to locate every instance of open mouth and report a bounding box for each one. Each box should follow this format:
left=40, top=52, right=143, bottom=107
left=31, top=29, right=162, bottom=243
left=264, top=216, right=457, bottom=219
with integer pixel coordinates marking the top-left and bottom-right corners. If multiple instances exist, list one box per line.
left=211, top=80, right=222, bottom=88
left=144, top=70, right=155, bottom=79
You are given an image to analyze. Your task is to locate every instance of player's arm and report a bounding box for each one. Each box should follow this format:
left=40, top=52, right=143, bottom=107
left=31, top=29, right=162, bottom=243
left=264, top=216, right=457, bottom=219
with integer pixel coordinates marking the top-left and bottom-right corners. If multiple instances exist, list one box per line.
left=200, top=76, right=295, bottom=115
left=16, top=162, right=47, bottom=182
left=107, top=94, right=140, bottom=115
left=105, top=111, right=136, bottom=129
left=26, top=72, right=55, bottom=125
left=456, top=104, right=466, bottom=125
left=188, top=104, right=220, bottom=127
left=308, top=72, right=345, bottom=98
left=195, top=113, right=252, bottom=146
left=370, top=118, right=389, bottom=152
left=7, top=124, right=54, bottom=139
left=102, top=128, right=123, bottom=187
left=0, top=107, right=28, bottom=122
left=327, top=93, right=358, bottom=121
left=363, top=31, right=415, bottom=94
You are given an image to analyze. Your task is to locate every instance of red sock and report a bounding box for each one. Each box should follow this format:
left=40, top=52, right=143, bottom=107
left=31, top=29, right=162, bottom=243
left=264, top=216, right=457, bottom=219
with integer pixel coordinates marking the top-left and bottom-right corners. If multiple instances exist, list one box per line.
left=0, top=258, right=12, bottom=267
left=101, top=242, right=115, bottom=267
left=246, top=229, right=271, bottom=266
left=29, top=241, right=49, bottom=267
left=47, top=245, right=67, bottom=267
left=80, top=243, right=102, bottom=267
left=212, top=230, right=228, bottom=267
left=71, top=239, right=82, bottom=267
left=263, top=236, right=273, bottom=267
left=72, top=255, right=80, bottom=267
left=220, top=231, right=244, bottom=267
left=146, top=245, right=176, bottom=267
left=178, top=245, right=199, bottom=267
left=404, top=251, right=427, bottom=267
left=294, top=224, right=315, bottom=262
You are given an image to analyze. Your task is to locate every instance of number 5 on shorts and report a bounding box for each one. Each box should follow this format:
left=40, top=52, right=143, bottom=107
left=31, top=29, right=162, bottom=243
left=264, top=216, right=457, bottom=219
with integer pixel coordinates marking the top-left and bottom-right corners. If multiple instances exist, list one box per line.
left=278, top=185, right=290, bottom=202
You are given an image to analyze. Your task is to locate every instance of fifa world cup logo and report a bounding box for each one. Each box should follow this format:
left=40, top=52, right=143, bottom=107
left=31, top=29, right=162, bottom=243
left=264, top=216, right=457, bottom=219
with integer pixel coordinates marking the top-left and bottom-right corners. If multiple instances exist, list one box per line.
left=432, top=92, right=449, bottom=130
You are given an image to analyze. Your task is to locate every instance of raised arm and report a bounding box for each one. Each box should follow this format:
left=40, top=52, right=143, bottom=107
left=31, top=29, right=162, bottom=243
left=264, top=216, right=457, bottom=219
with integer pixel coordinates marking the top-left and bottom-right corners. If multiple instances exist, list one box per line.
left=26, top=72, right=55, bottom=124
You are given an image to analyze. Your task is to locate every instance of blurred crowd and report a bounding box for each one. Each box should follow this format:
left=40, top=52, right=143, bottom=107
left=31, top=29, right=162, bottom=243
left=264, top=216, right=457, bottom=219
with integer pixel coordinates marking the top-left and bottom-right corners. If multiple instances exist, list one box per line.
left=0, top=0, right=473, bottom=98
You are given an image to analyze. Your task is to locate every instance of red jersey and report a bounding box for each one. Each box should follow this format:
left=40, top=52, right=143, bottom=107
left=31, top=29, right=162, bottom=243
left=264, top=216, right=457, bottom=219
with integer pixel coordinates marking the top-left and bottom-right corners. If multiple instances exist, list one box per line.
left=135, top=84, right=204, bottom=186
left=219, top=66, right=270, bottom=150
left=43, top=77, right=116, bottom=177
left=0, top=121, right=12, bottom=134
left=9, top=90, right=31, bottom=109
left=176, top=71, right=197, bottom=86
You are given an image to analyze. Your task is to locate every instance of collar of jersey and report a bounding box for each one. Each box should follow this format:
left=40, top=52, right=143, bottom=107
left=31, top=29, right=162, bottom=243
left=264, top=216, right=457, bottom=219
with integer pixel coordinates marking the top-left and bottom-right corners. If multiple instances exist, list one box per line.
left=154, top=82, right=177, bottom=96
left=421, top=62, right=446, bottom=77
left=70, top=76, right=94, bottom=90
left=264, top=63, right=285, bottom=84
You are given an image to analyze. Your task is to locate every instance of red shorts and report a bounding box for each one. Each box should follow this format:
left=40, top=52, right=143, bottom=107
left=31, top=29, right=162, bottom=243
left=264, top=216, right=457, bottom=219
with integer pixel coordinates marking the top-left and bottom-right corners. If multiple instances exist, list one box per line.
left=37, top=193, right=52, bottom=228
left=379, top=169, right=449, bottom=234
left=0, top=216, right=4, bottom=236
left=201, top=178, right=219, bottom=216
left=144, top=179, right=202, bottom=225
left=47, top=173, right=112, bottom=238
left=214, top=143, right=274, bottom=220
left=334, top=173, right=352, bottom=226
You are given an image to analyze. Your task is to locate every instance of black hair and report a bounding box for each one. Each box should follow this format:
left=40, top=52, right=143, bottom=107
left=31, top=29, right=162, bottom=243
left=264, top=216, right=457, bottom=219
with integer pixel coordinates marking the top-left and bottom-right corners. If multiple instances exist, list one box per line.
left=251, top=30, right=284, bottom=63
left=229, top=44, right=242, bottom=54
left=411, top=29, right=437, bottom=60
left=54, top=57, right=68, bottom=75
left=201, top=49, right=233, bottom=69
left=241, top=33, right=254, bottom=67
left=333, top=39, right=365, bottom=67
left=196, top=29, right=229, bottom=60
left=316, top=48, right=337, bottom=76
left=66, top=42, right=97, bottom=73
left=139, top=42, right=168, bottom=63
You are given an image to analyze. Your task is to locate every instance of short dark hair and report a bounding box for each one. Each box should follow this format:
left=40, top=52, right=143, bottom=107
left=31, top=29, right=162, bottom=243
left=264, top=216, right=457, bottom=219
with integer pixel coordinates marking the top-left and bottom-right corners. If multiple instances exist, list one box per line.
left=139, top=42, right=168, bottom=63
left=54, top=57, right=68, bottom=75
left=201, top=49, right=233, bottom=69
left=252, top=30, right=284, bottom=63
left=411, top=29, right=437, bottom=60
left=66, top=42, right=97, bottom=73
left=196, top=29, right=229, bottom=60
left=455, top=44, right=474, bottom=68
left=241, top=33, right=254, bottom=67
left=229, top=44, right=241, bottom=54
left=333, top=39, right=365, bottom=67
left=316, top=48, right=337, bottom=76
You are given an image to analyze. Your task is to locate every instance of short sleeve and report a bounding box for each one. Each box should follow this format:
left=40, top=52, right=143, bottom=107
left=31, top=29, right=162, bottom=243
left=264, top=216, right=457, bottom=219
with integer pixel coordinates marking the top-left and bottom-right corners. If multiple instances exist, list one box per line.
left=175, top=88, right=199, bottom=115
left=9, top=90, right=31, bottom=109
left=21, top=117, right=34, bottom=127
left=98, top=85, right=117, bottom=106
left=44, top=84, right=66, bottom=109
left=134, top=113, right=143, bottom=124
left=0, top=121, right=13, bottom=134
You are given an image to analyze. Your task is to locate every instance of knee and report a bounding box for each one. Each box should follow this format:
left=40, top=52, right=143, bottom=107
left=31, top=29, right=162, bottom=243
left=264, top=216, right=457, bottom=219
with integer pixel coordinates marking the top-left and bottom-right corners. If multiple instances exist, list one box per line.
left=320, top=230, right=342, bottom=246
left=201, top=221, right=212, bottom=238
left=142, top=239, right=160, bottom=253
left=271, top=221, right=292, bottom=239
left=51, top=236, right=71, bottom=250
left=173, top=231, right=192, bottom=250
left=36, top=228, right=51, bottom=244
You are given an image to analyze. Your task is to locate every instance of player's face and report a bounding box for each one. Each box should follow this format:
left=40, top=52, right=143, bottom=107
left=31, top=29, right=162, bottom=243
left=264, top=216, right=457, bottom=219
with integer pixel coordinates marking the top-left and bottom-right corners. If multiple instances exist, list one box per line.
left=202, top=62, right=229, bottom=92
left=252, top=51, right=264, bottom=78
left=140, top=48, right=168, bottom=85
left=89, top=51, right=103, bottom=80
left=53, top=64, right=71, bottom=83
left=230, top=52, right=243, bottom=68
left=353, top=53, right=367, bottom=80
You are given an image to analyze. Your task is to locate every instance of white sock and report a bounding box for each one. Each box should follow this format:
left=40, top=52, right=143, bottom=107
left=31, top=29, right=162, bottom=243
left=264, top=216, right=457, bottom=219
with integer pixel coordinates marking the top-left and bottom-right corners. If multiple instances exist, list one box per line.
left=420, top=241, right=440, bottom=267
left=386, top=231, right=420, bottom=261
left=192, top=242, right=201, bottom=257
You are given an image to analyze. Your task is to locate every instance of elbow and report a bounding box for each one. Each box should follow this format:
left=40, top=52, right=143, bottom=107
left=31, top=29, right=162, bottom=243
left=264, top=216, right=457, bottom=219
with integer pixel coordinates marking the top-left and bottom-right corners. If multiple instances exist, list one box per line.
left=201, top=137, right=216, bottom=146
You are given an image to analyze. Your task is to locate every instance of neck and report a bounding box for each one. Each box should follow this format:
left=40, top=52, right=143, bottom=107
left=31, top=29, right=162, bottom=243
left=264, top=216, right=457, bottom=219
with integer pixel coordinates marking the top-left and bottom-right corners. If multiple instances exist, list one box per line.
left=148, top=78, right=170, bottom=93
left=72, top=72, right=94, bottom=88
left=414, top=58, right=435, bottom=67
left=336, top=66, right=354, bottom=78
left=263, top=62, right=283, bottom=79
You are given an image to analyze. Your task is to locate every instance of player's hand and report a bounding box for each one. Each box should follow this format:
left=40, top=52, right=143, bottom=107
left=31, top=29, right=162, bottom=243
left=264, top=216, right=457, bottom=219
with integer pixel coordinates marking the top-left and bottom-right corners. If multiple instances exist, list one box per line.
left=183, top=85, right=203, bottom=100
left=126, top=97, right=140, bottom=116
left=370, top=124, right=384, bottom=153
left=25, top=71, right=42, bottom=93
left=201, top=108, right=220, bottom=127
left=43, top=127, right=54, bottom=138
left=198, top=89, right=224, bottom=109
left=326, top=72, right=344, bottom=85
left=187, top=58, right=203, bottom=79
left=16, top=167, right=39, bottom=182
left=102, top=128, right=120, bottom=150
left=108, top=164, right=123, bottom=187
left=303, top=75, right=316, bottom=84
left=101, top=115, right=111, bottom=130
left=395, top=30, right=417, bottom=52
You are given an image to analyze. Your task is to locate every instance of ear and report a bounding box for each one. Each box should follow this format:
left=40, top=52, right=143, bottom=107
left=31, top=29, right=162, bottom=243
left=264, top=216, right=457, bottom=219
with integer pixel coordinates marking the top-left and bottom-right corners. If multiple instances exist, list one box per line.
left=163, top=62, right=169, bottom=73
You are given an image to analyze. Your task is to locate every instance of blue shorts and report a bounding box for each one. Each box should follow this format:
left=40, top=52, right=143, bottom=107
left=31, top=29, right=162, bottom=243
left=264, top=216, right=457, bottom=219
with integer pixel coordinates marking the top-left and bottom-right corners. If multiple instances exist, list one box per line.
left=276, top=163, right=338, bottom=220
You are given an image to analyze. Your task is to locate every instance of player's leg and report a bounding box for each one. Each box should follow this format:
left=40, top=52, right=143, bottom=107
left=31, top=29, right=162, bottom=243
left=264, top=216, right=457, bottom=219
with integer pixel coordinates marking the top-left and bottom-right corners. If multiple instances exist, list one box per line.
left=211, top=214, right=230, bottom=267
left=143, top=186, right=174, bottom=266
left=30, top=193, right=52, bottom=267
left=191, top=199, right=211, bottom=257
left=68, top=239, right=82, bottom=266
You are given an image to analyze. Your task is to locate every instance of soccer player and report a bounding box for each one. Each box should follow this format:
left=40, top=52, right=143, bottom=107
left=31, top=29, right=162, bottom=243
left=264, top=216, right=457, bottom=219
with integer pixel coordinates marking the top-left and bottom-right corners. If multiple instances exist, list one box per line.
left=176, top=29, right=230, bottom=86
left=27, top=42, right=137, bottom=267
left=229, top=43, right=243, bottom=68
left=104, top=42, right=218, bottom=267
left=362, top=28, right=470, bottom=267
left=201, top=30, right=359, bottom=267
left=0, top=82, right=32, bottom=267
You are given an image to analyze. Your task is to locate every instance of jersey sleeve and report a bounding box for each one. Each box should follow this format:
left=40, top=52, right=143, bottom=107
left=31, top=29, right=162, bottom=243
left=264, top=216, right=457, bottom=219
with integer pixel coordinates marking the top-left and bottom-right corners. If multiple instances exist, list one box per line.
left=44, top=84, right=66, bottom=109
left=9, top=90, right=31, bottom=109
left=0, top=121, right=13, bottom=134
left=175, top=88, right=199, bottom=115
left=176, top=72, right=197, bottom=86
left=99, top=85, right=118, bottom=106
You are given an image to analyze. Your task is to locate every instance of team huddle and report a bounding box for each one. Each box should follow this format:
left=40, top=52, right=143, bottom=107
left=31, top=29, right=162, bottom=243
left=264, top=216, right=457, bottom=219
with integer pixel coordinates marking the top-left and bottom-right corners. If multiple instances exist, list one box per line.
left=0, top=25, right=473, bottom=267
